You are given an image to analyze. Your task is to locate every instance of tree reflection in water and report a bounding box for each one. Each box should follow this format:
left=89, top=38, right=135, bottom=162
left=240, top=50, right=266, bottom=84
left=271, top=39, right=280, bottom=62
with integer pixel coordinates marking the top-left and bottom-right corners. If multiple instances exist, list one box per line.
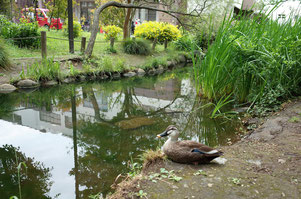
left=0, top=145, right=53, bottom=199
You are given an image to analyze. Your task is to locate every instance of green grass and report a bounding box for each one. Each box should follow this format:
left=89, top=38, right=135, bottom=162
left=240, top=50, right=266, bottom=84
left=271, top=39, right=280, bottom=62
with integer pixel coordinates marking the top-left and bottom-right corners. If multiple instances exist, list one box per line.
left=6, top=27, right=114, bottom=58
left=142, top=49, right=182, bottom=69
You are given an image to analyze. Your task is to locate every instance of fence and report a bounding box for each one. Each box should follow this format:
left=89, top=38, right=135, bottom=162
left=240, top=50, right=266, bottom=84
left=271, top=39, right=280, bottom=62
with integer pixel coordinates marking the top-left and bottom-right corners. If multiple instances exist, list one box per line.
left=6, top=31, right=119, bottom=59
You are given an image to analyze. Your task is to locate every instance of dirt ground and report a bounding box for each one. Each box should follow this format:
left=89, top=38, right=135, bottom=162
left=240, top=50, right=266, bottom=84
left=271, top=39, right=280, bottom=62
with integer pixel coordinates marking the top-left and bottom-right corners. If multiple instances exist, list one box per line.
left=110, top=100, right=301, bottom=199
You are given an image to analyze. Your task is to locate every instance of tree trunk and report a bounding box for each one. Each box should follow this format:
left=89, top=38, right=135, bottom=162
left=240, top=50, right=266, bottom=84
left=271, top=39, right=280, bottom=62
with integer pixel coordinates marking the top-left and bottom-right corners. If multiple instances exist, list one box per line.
left=152, top=38, right=157, bottom=51
left=123, top=7, right=132, bottom=39
left=123, top=0, right=132, bottom=39
left=110, top=37, right=115, bottom=48
left=164, top=40, right=168, bottom=50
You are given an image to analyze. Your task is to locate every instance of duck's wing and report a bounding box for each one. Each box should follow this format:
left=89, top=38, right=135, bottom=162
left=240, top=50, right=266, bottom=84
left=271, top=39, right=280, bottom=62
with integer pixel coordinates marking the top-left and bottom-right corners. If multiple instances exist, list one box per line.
left=177, top=140, right=220, bottom=153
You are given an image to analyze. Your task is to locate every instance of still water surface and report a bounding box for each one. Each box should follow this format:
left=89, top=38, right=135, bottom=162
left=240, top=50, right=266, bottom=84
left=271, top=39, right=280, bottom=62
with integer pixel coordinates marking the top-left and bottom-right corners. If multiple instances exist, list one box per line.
left=0, top=67, right=240, bottom=198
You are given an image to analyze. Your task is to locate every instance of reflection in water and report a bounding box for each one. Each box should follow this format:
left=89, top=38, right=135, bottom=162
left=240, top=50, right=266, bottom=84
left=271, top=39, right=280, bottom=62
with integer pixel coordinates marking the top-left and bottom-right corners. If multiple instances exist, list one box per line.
left=0, top=67, right=241, bottom=198
left=0, top=145, right=53, bottom=199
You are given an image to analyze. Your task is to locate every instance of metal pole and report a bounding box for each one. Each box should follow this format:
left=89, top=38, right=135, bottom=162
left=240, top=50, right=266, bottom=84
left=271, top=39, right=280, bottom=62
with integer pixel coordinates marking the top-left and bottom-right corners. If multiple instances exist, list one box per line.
left=68, top=0, right=74, bottom=53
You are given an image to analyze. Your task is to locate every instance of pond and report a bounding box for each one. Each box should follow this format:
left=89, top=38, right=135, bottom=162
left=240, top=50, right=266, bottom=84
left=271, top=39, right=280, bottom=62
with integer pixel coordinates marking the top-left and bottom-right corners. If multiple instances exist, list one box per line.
left=0, top=67, right=241, bottom=199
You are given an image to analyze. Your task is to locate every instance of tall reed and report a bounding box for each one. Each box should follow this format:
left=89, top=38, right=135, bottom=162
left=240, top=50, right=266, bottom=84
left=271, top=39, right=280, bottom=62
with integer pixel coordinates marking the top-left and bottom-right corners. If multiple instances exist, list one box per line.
left=194, top=6, right=301, bottom=113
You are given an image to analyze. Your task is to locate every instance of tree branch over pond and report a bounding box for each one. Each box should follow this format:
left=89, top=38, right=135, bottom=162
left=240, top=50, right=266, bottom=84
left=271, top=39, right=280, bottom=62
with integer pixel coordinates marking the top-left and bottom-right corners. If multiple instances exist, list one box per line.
left=85, top=1, right=198, bottom=57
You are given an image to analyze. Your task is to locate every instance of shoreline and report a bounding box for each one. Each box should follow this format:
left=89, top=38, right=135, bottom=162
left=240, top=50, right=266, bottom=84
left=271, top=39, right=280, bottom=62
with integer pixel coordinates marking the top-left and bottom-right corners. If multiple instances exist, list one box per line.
left=108, top=99, right=301, bottom=199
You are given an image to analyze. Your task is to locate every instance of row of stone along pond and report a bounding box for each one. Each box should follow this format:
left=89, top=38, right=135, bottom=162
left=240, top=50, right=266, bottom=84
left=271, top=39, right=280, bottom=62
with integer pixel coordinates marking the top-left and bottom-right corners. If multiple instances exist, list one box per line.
left=0, top=54, right=190, bottom=94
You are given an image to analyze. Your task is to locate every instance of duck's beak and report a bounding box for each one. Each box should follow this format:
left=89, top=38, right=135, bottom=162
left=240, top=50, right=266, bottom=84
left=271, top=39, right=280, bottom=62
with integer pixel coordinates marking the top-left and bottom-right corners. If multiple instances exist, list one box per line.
left=157, top=130, right=168, bottom=138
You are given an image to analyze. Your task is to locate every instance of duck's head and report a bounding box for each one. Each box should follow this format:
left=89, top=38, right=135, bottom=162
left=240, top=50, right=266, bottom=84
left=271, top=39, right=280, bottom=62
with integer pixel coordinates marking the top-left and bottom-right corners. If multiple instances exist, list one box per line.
left=157, top=125, right=179, bottom=139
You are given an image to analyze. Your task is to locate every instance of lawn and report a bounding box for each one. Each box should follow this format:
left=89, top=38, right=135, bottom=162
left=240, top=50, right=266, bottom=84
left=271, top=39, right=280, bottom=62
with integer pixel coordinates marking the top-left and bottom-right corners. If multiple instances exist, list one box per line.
left=5, top=27, right=167, bottom=59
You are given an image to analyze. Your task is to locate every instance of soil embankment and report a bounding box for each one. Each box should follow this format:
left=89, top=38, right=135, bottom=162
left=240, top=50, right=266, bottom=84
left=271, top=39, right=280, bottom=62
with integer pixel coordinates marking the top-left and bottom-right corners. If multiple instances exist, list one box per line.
left=110, top=100, right=301, bottom=199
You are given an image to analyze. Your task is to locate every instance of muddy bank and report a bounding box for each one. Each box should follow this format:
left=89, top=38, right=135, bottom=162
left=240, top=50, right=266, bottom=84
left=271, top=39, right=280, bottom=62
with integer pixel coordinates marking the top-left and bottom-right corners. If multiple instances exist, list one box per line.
left=110, top=100, right=301, bottom=199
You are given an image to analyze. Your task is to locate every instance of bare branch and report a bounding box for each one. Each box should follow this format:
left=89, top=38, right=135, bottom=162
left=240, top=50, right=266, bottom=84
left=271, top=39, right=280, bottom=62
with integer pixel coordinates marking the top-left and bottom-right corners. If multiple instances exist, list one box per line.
left=85, top=1, right=198, bottom=57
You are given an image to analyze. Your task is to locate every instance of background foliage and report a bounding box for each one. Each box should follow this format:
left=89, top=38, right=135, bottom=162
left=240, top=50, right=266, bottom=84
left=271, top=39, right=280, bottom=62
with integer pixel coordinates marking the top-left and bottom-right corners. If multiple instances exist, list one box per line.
left=63, top=20, right=82, bottom=38
left=0, top=15, right=40, bottom=48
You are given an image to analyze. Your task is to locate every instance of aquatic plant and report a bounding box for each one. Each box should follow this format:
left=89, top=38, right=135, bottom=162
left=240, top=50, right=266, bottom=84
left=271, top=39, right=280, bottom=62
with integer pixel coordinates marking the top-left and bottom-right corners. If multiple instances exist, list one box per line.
left=21, top=58, right=62, bottom=81
left=97, top=56, right=128, bottom=72
left=0, top=38, right=11, bottom=69
left=194, top=7, right=301, bottom=115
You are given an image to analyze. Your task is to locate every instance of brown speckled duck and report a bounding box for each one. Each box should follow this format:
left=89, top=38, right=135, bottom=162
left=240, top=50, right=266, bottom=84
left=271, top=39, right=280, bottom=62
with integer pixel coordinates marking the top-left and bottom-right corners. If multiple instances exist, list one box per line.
left=157, top=125, right=223, bottom=164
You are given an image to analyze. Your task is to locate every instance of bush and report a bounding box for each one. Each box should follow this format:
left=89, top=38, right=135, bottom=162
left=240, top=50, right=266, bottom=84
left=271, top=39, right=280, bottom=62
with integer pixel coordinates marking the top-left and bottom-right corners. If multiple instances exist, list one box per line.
left=0, top=15, right=40, bottom=48
left=103, top=25, right=122, bottom=40
left=134, top=21, right=181, bottom=44
left=173, top=34, right=194, bottom=51
left=63, top=21, right=82, bottom=38
left=122, top=38, right=151, bottom=55
left=0, top=38, right=11, bottom=69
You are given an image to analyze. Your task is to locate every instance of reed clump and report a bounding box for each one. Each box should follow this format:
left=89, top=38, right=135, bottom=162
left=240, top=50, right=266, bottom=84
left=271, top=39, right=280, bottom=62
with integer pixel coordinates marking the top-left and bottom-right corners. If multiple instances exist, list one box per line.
left=195, top=9, right=301, bottom=115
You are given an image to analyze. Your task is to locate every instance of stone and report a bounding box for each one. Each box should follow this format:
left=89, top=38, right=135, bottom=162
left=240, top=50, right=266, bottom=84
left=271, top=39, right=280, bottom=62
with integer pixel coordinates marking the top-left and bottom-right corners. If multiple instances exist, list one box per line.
left=17, top=79, right=39, bottom=89
left=99, top=74, right=109, bottom=80
left=157, top=66, right=164, bottom=74
left=88, top=75, right=97, bottom=81
left=167, top=61, right=174, bottom=68
left=123, top=71, right=136, bottom=77
left=0, top=84, right=17, bottom=93
left=78, top=75, right=86, bottom=82
left=179, top=54, right=187, bottom=63
left=115, top=117, right=155, bottom=130
left=249, top=117, right=285, bottom=141
left=194, top=50, right=205, bottom=59
left=278, top=159, right=286, bottom=164
left=112, top=72, right=121, bottom=79
left=62, top=77, right=75, bottom=84
left=43, top=80, right=58, bottom=86
left=147, top=69, right=156, bottom=76
left=234, top=107, right=249, bottom=113
left=136, top=68, right=146, bottom=76
left=186, top=58, right=193, bottom=63
left=172, top=59, right=178, bottom=65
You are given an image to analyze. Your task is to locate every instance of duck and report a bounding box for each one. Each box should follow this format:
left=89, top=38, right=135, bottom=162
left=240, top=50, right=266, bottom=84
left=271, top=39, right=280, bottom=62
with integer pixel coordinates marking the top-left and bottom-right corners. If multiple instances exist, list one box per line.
left=157, top=125, right=223, bottom=164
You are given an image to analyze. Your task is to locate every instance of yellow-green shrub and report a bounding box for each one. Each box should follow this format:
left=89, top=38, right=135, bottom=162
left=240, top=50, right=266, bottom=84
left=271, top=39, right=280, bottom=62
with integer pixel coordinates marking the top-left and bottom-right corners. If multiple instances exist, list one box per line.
left=134, top=21, right=181, bottom=43
left=103, top=25, right=122, bottom=40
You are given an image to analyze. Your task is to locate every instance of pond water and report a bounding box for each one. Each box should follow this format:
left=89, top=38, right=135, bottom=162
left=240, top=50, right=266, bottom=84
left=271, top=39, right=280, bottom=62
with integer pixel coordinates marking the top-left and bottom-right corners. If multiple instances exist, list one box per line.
left=0, top=67, right=241, bottom=199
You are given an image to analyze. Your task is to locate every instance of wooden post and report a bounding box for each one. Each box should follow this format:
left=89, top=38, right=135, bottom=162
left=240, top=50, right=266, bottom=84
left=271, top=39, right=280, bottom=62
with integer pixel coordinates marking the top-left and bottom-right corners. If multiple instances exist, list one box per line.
left=164, top=40, right=168, bottom=50
left=41, top=31, right=47, bottom=58
left=81, top=37, right=86, bottom=53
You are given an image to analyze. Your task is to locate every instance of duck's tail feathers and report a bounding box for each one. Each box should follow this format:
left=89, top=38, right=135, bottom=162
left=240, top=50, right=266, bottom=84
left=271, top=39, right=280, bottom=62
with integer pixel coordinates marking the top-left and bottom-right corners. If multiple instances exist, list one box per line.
left=192, top=148, right=223, bottom=156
